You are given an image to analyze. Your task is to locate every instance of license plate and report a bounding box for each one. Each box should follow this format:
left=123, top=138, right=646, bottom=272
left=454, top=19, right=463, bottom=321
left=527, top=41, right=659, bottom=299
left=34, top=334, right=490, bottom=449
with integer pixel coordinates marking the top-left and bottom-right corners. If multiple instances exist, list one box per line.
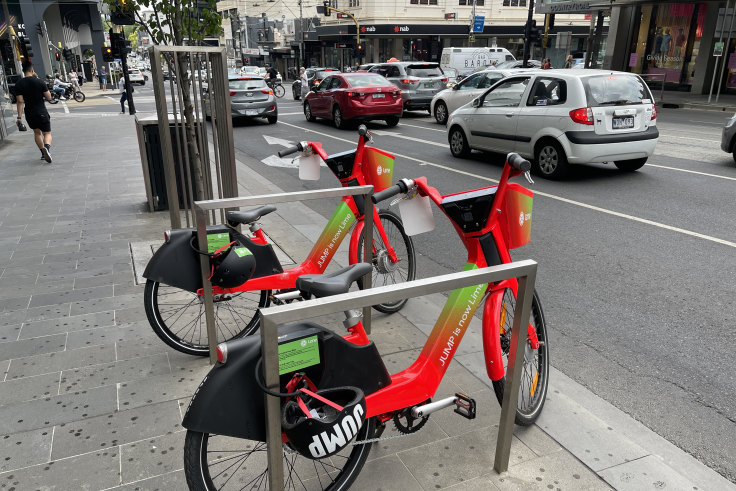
left=372, top=93, right=385, bottom=99
left=245, top=109, right=259, bottom=116
left=612, top=116, right=634, bottom=129
left=424, top=82, right=435, bottom=89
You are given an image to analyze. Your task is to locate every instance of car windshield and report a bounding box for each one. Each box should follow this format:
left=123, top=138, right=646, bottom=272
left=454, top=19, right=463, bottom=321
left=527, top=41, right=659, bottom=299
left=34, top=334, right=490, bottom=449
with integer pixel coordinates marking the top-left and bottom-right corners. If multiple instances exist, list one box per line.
left=230, top=78, right=267, bottom=90
left=347, top=74, right=392, bottom=87
left=583, top=75, right=650, bottom=105
left=130, top=70, right=140, bottom=74
left=316, top=70, right=339, bottom=79
left=406, top=65, right=443, bottom=77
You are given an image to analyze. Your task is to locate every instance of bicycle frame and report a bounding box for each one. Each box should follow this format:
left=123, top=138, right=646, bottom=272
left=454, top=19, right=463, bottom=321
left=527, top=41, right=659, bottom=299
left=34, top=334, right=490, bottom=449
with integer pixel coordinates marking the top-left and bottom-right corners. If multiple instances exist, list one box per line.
left=205, top=134, right=399, bottom=297
left=338, top=164, right=539, bottom=418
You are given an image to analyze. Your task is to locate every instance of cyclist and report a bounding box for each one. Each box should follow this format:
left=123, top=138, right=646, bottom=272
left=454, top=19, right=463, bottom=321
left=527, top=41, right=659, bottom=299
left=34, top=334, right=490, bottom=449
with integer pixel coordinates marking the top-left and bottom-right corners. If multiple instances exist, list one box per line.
left=265, top=64, right=278, bottom=87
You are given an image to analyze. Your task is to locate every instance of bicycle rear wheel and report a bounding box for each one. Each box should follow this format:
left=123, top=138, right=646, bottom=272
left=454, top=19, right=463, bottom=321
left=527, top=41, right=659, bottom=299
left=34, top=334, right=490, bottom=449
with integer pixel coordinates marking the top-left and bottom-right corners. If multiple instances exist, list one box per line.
left=144, top=280, right=269, bottom=356
left=491, top=288, right=549, bottom=426
left=274, top=84, right=285, bottom=98
left=184, top=418, right=376, bottom=490
left=356, top=210, right=416, bottom=314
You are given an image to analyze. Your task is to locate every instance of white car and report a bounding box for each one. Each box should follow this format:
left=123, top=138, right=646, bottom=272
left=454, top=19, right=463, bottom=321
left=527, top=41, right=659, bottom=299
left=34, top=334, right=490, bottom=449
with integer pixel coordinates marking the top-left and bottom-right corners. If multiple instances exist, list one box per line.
left=128, top=69, right=146, bottom=85
left=446, top=69, right=659, bottom=179
left=431, top=69, right=521, bottom=125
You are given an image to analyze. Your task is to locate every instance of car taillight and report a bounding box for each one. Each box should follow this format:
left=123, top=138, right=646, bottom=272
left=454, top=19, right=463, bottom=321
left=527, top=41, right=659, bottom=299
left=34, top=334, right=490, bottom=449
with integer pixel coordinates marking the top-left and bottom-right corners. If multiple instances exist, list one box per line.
left=216, top=343, right=228, bottom=364
left=347, top=92, right=364, bottom=97
left=401, top=78, right=419, bottom=84
left=229, top=90, right=236, bottom=96
left=261, top=89, right=273, bottom=95
left=441, top=78, right=449, bottom=83
left=569, top=107, right=594, bottom=125
left=651, top=104, right=657, bottom=121
left=163, top=230, right=171, bottom=243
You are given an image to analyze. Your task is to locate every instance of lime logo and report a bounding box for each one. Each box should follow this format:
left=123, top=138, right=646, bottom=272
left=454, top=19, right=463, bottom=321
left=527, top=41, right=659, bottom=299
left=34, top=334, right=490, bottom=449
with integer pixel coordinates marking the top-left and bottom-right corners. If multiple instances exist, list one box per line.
left=519, top=211, right=525, bottom=226
left=300, top=340, right=307, bottom=347
left=377, top=166, right=382, bottom=176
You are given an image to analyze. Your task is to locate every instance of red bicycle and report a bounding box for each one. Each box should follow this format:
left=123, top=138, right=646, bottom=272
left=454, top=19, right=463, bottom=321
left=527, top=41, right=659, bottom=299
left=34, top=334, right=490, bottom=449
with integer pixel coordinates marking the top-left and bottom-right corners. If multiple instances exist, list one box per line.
left=143, top=126, right=416, bottom=356
left=181, top=153, right=549, bottom=490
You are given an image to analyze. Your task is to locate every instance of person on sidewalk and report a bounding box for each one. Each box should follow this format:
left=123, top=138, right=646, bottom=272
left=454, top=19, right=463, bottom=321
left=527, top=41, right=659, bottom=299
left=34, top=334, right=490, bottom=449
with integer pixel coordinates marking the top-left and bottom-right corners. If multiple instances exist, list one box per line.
left=118, top=76, right=133, bottom=114
left=299, top=67, right=309, bottom=100
left=14, top=61, right=53, bottom=163
left=100, top=66, right=107, bottom=91
left=53, top=75, right=70, bottom=100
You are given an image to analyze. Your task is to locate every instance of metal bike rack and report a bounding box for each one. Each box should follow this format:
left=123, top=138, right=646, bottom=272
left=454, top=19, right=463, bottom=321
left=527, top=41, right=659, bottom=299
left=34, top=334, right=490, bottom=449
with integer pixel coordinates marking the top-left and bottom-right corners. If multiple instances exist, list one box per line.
left=194, top=185, right=373, bottom=364
left=259, top=260, right=538, bottom=488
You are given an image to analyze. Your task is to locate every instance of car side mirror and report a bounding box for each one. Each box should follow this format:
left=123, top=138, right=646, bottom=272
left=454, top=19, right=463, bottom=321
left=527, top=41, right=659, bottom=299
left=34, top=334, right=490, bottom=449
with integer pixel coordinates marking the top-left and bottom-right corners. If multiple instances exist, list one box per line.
left=472, top=98, right=481, bottom=108
left=453, top=84, right=461, bottom=91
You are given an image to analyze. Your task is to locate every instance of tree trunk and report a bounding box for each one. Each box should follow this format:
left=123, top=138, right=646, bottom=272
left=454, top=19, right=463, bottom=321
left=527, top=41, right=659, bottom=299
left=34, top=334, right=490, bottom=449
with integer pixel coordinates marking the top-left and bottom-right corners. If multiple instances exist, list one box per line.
left=175, top=52, right=207, bottom=205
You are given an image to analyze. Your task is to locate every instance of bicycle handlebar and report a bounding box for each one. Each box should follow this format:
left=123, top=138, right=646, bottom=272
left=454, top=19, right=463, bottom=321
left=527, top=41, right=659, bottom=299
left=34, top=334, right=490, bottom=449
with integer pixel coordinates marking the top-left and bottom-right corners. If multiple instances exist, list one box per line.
left=278, top=142, right=304, bottom=158
left=372, top=179, right=410, bottom=203
left=358, top=125, right=369, bottom=137
left=507, top=153, right=531, bottom=172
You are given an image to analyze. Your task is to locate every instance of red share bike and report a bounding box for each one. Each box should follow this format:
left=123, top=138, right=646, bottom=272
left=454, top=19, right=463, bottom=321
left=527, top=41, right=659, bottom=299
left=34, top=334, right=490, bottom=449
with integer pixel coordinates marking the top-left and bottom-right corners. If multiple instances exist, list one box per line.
left=143, top=126, right=416, bottom=356
left=181, top=153, right=549, bottom=490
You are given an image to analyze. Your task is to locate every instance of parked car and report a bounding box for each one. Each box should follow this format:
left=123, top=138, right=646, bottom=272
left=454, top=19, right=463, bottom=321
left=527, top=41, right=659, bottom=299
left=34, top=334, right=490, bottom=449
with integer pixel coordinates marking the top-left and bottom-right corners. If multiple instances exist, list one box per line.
left=368, top=62, right=448, bottom=113
left=241, top=66, right=261, bottom=77
left=291, top=67, right=340, bottom=100
left=430, top=69, right=521, bottom=124
left=203, top=76, right=278, bottom=124
left=720, top=113, right=736, bottom=163
left=495, top=60, right=543, bottom=70
left=446, top=70, right=659, bottom=179
left=128, top=69, right=146, bottom=85
left=303, top=72, right=402, bottom=129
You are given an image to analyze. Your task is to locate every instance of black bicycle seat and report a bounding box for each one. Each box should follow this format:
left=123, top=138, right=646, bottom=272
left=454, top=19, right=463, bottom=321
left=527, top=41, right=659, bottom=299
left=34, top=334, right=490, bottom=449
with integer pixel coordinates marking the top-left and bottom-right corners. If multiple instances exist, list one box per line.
left=297, top=263, right=373, bottom=299
left=226, top=205, right=277, bottom=225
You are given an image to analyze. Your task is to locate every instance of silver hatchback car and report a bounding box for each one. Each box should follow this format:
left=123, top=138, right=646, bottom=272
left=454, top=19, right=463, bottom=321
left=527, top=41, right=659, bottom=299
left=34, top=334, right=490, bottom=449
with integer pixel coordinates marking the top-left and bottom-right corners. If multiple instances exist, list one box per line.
left=204, top=76, right=278, bottom=124
left=369, top=62, right=448, bottom=113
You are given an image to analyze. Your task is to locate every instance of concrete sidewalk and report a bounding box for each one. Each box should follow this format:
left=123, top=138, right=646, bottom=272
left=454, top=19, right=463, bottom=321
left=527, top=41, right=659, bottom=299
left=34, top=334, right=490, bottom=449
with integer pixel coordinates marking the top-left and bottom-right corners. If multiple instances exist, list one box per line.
left=0, top=112, right=733, bottom=490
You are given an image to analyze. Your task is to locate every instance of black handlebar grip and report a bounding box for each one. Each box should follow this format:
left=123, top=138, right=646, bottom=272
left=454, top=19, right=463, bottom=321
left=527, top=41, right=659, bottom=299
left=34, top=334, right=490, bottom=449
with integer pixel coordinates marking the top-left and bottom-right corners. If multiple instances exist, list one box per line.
left=371, top=180, right=409, bottom=204
left=358, top=125, right=369, bottom=137
left=507, top=153, right=531, bottom=172
left=278, top=143, right=303, bottom=158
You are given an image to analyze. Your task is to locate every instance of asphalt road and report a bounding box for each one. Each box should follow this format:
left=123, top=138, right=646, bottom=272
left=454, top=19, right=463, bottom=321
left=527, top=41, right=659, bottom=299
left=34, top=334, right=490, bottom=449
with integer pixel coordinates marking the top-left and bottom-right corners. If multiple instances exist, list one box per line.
left=51, top=86, right=736, bottom=482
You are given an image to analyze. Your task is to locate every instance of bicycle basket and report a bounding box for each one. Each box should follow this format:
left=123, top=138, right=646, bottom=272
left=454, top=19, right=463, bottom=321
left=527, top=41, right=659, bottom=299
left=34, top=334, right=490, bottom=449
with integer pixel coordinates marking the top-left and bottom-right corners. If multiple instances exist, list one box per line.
left=498, top=183, right=533, bottom=249
left=282, top=386, right=366, bottom=459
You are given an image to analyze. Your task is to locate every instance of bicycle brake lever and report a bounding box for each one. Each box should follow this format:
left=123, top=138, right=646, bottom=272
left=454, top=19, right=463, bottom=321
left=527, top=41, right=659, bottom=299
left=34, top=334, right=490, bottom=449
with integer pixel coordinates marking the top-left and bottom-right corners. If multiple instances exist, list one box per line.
left=524, top=171, right=534, bottom=185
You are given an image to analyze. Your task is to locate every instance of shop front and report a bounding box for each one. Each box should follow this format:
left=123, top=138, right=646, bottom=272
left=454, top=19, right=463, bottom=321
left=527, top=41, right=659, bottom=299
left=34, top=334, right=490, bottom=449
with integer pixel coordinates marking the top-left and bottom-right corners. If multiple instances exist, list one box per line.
left=627, top=3, right=707, bottom=87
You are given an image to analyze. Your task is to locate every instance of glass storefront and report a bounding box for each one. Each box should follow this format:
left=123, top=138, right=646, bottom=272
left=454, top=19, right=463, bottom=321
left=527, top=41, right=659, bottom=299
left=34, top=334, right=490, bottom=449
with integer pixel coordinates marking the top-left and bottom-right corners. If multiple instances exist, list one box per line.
left=0, top=62, right=15, bottom=141
left=629, top=3, right=707, bottom=86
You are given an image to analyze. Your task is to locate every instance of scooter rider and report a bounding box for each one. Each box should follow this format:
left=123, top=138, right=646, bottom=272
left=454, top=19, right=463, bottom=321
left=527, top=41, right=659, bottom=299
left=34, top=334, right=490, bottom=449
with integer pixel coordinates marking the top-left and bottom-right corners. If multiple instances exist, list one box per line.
left=53, top=74, right=70, bottom=100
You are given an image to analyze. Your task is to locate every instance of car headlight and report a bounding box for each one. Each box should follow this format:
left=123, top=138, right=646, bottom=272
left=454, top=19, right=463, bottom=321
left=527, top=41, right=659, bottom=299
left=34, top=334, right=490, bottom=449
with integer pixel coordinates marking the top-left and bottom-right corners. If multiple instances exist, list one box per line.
left=727, top=115, right=736, bottom=128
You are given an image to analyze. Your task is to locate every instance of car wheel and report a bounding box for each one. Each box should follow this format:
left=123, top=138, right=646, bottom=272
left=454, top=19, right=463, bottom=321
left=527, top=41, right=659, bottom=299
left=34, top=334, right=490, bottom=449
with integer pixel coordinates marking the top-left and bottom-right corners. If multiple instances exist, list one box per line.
left=434, top=101, right=448, bottom=125
left=333, top=105, right=345, bottom=129
left=449, top=126, right=471, bottom=158
left=385, top=116, right=399, bottom=128
left=267, top=115, right=277, bottom=124
left=304, top=102, right=316, bottom=122
left=614, top=158, right=647, bottom=172
left=534, top=140, right=569, bottom=180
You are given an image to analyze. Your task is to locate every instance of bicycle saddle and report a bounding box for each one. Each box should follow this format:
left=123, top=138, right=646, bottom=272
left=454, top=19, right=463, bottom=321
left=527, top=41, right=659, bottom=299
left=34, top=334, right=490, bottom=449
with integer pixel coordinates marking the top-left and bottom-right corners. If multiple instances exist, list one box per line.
left=297, top=263, right=373, bottom=299
left=226, top=205, right=277, bottom=225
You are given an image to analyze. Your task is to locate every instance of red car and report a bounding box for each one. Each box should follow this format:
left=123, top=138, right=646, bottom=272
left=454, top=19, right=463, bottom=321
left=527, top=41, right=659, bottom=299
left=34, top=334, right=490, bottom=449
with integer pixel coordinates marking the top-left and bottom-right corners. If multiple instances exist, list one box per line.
left=303, top=73, right=402, bottom=129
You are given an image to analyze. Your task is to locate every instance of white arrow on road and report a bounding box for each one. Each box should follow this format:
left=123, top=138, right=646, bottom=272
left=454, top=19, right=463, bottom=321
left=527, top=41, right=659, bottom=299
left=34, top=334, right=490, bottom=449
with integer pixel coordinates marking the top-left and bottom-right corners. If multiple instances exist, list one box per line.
left=263, top=134, right=296, bottom=147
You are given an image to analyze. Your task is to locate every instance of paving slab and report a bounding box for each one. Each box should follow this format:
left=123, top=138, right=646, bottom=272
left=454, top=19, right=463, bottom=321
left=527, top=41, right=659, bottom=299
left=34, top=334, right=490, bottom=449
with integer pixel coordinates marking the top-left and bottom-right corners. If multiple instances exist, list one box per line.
left=0, top=333, right=68, bottom=362
left=59, top=353, right=171, bottom=393
left=107, top=469, right=188, bottom=490
left=19, top=311, right=116, bottom=339
left=119, top=430, right=185, bottom=484
left=5, top=344, right=116, bottom=380
left=0, top=371, right=60, bottom=406
left=0, top=427, right=53, bottom=473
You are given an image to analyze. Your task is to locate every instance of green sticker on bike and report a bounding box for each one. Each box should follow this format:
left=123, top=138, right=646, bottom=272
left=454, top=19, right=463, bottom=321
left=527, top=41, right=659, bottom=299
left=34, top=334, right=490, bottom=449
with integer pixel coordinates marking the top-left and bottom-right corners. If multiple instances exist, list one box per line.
left=278, top=335, right=320, bottom=375
left=233, top=247, right=252, bottom=257
left=207, top=233, right=230, bottom=253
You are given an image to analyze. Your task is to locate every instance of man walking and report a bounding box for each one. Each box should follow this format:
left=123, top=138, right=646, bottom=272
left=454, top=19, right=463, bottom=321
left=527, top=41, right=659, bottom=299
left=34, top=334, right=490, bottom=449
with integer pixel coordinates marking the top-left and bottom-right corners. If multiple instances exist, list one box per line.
left=14, top=61, right=53, bottom=163
left=100, top=65, right=107, bottom=91
left=118, top=76, right=130, bottom=114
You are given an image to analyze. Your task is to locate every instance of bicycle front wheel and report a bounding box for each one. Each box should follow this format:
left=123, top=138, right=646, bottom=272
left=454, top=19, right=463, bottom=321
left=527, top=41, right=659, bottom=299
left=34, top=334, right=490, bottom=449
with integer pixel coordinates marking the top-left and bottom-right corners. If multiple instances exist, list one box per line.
left=144, top=280, right=269, bottom=356
left=491, top=288, right=549, bottom=426
left=184, top=419, right=376, bottom=490
left=357, top=209, right=416, bottom=314
left=273, top=84, right=285, bottom=98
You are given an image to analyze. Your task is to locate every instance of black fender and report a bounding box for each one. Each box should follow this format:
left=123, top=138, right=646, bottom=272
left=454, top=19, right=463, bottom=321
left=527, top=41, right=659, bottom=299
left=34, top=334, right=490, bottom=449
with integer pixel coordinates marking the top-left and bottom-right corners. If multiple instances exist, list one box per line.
left=143, top=226, right=284, bottom=292
left=182, top=322, right=392, bottom=441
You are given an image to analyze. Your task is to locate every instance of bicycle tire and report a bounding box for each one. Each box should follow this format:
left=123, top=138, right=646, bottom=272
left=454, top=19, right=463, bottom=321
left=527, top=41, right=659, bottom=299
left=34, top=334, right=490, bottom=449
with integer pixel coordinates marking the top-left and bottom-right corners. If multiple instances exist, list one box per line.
left=184, top=418, right=376, bottom=490
left=491, top=288, right=549, bottom=426
left=356, top=209, right=416, bottom=314
left=73, top=91, right=85, bottom=103
left=274, top=84, right=285, bottom=98
left=144, top=279, right=269, bottom=356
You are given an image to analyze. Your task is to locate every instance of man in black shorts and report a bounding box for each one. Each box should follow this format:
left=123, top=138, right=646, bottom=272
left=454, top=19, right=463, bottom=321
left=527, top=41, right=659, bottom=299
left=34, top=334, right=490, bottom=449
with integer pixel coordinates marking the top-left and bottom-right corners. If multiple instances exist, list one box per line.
left=14, top=61, right=53, bottom=163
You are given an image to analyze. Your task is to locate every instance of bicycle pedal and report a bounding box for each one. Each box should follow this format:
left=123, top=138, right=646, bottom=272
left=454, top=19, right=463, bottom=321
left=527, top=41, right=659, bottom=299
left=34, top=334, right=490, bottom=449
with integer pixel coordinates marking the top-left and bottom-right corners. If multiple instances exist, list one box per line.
left=453, top=393, right=476, bottom=420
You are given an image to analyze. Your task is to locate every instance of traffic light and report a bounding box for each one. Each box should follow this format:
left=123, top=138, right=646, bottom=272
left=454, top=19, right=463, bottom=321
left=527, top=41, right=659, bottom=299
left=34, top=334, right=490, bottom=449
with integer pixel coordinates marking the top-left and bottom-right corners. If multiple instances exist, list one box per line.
left=103, top=46, right=114, bottom=62
left=62, top=48, right=72, bottom=61
left=55, top=52, right=61, bottom=61
left=18, top=36, right=33, bottom=59
left=353, top=42, right=365, bottom=58
left=527, top=20, right=542, bottom=47
left=548, top=14, right=555, bottom=31
left=323, top=1, right=331, bottom=16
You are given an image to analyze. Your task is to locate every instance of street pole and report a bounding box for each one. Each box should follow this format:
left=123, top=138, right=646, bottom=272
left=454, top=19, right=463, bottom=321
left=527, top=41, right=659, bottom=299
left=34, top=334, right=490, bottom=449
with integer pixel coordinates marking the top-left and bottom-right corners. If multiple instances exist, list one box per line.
left=299, top=0, right=304, bottom=68
left=708, top=0, right=730, bottom=103
left=113, top=27, right=135, bottom=115
left=522, top=0, right=535, bottom=68
left=1, top=0, right=22, bottom=73
left=542, top=13, right=550, bottom=60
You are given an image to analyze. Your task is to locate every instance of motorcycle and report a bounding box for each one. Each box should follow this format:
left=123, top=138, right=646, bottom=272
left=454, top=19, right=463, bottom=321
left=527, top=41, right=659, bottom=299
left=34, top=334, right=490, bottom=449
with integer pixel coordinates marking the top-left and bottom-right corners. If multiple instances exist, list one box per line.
left=46, top=78, right=85, bottom=104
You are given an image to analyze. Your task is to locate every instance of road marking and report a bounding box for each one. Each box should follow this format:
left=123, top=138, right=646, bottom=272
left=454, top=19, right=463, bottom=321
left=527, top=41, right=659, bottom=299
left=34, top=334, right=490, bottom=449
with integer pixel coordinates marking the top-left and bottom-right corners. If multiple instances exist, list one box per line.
left=370, top=129, right=446, bottom=147
left=688, top=120, right=725, bottom=125
left=278, top=112, right=304, bottom=116
left=62, top=101, right=69, bottom=114
left=646, top=164, right=736, bottom=181
left=659, top=134, right=720, bottom=144
left=397, top=121, right=447, bottom=133
left=263, top=134, right=296, bottom=146
left=278, top=120, right=736, bottom=248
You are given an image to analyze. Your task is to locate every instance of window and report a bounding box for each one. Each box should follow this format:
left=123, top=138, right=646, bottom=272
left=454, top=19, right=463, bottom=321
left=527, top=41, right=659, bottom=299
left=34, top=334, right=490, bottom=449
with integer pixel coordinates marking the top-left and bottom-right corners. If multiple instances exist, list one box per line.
left=406, top=64, right=442, bottom=77
left=478, top=73, right=502, bottom=89
left=502, top=0, right=526, bottom=6
left=347, top=74, right=393, bottom=87
left=457, top=73, right=484, bottom=90
left=411, top=0, right=438, bottom=4
left=329, top=78, right=343, bottom=89
left=482, top=77, right=530, bottom=107
left=583, top=75, right=649, bottom=106
left=526, top=78, right=566, bottom=106
left=459, top=0, right=483, bottom=4
left=349, top=0, right=359, bottom=6
left=317, top=77, right=333, bottom=91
